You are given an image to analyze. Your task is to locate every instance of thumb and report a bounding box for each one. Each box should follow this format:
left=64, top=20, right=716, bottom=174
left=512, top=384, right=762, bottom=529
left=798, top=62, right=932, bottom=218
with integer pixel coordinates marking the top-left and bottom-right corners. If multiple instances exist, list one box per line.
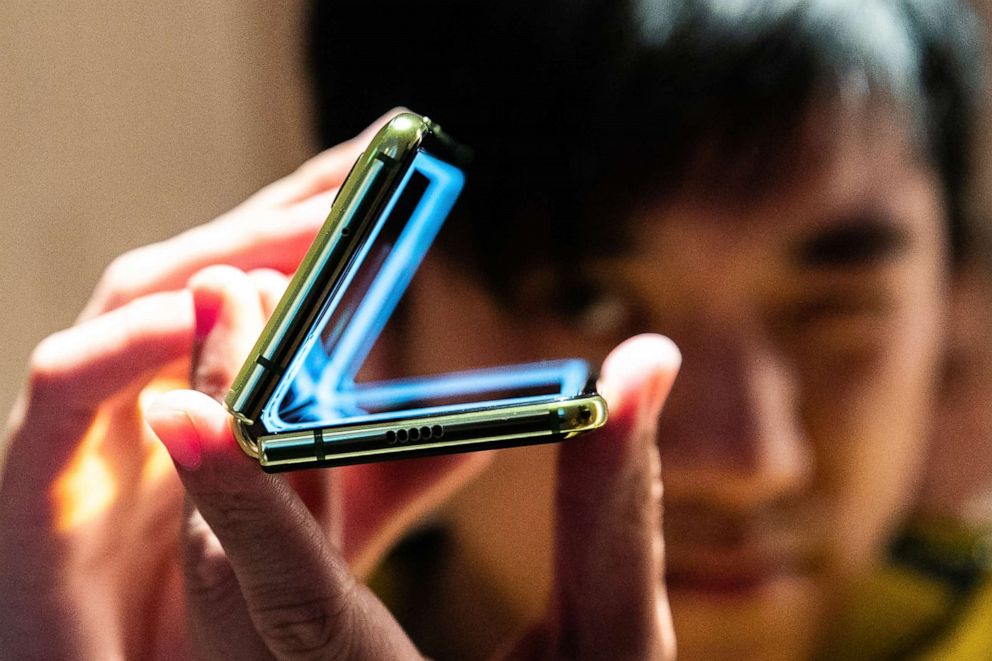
left=148, top=265, right=419, bottom=659
left=146, top=389, right=420, bottom=660
left=544, top=334, right=680, bottom=660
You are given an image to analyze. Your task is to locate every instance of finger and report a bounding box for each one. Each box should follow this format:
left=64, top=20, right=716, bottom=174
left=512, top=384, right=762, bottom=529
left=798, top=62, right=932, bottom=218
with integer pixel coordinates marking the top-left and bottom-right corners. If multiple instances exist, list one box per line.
left=77, top=202, right=324, bottom=323
left=9, top=290, right=194, bottom=488
left=201, top=262, right=338, bottom=530
left=240, top=262, right=488, bottom=573
left=246, top=108, right=403, bottom=208
left=549, top=334, right=681, bottom=660
left=186, top=265, right=266, bottom=401
left=241, top=265, right=339, bottom=532
left=0, top=289, right=194, bottom=603
left=77, top=110, right=402, bottom=323
left=342, top=451, right=494, bottom=578
left=247, top=268, right=291, bottom=319
left=181, top=497, right=275, bottom=661
left=181, top=264, right=279, bottom=659
left=167, top=266, right=416, bottom=659
left=26, top=290, right=194, bottom=414
left=181, top=265, right=292, bottom=659
left=146, top=390, right=421, bottom=660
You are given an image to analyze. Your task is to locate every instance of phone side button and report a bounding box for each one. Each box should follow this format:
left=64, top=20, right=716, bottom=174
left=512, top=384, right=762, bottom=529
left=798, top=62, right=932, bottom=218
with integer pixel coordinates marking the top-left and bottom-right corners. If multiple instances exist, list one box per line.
left=313, top=428, right=326, bottom=461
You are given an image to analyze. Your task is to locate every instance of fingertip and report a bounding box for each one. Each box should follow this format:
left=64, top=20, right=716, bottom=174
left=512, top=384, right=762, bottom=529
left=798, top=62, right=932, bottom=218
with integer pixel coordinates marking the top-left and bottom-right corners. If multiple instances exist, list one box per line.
left=146, top=390, right=205, bottom=470
left=145, top=389, right=236, bottom=470
left=599, top=333, right=681, bottom=418
left=559, top=335, right=680, bottom=481
left=187, top=264, right=252, bottom=297
left=601, top=333, right=681, bottom=382
left=187, top=265, right=249, bottom=338
left=185, top=265, right=266, bottom=401
left=247, top=268, right=290, bottom=318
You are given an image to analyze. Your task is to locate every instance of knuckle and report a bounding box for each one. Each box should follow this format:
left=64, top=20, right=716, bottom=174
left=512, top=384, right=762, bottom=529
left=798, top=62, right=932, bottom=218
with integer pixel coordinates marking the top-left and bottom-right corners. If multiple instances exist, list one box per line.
left=248, top=269, right=290, bottom=300
left=191, top=261, right=245, bottom=281
left=248, top=267, right=288, bottom=284
left=181, top=510, right=241, bottom=608
left=182, top=548, right=241, bottom=610
left=27, top=332, right=70, bottom=393
left=94, top=251, right=142, bottom=308
left=103, top=251, right=139, bottom=288
left=194, top=489, right=269, bottom=537
left=251, top=589, right=350, bottom=660
left=190, top=356, right=236, bottom=401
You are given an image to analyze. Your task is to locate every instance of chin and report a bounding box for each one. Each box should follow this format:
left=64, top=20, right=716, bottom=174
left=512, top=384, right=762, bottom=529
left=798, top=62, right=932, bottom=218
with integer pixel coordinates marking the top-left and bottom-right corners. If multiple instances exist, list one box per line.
left=667, top=572, right=827, bottom=661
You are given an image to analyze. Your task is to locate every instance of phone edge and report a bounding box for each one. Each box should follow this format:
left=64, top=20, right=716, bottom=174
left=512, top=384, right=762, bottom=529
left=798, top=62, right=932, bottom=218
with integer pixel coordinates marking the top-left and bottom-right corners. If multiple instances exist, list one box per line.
left=224, top=112, right=433, bottom=453
left=255, top=394, right=608, bottom=471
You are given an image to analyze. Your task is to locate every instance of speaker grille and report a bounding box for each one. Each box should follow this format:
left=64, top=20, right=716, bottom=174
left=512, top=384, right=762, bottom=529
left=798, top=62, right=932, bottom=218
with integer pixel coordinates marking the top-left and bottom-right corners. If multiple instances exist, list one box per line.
left=385, top=424, right=444, bottom=444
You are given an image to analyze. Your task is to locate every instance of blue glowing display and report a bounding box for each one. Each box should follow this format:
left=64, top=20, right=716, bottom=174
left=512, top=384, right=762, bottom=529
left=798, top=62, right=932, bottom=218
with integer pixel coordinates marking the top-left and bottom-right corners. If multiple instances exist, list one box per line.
left=261, top=151, right=591, bottom=434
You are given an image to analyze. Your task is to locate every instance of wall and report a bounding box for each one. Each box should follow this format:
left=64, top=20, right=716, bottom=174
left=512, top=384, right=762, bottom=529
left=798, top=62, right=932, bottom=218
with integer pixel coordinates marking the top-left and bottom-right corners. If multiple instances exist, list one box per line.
left=0, top=1, right=314, bottom=418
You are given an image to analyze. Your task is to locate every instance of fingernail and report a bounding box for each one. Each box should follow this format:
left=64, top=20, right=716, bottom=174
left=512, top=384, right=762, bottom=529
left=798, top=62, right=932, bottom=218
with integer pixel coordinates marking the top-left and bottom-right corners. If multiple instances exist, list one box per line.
left=145, top=405, right=203, bottom=470
left=638, top=373, right=666, bottom=422
left=639, top=340, right=681, bottom=422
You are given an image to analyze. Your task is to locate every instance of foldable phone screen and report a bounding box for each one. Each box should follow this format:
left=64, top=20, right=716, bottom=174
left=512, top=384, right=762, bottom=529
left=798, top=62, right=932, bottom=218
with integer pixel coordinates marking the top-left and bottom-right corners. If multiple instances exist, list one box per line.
left=260, top=150, right=593, bottom=436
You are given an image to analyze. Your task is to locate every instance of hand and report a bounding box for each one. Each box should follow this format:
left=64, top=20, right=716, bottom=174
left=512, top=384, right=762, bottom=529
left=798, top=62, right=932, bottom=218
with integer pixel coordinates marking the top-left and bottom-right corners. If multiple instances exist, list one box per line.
left=0, top=112, right=460, bottom=659
left=502, top=334, right=680, bottom=660
left=147, top=292, right=681, bottom=661
left=145, top=265, right=493, bottom=659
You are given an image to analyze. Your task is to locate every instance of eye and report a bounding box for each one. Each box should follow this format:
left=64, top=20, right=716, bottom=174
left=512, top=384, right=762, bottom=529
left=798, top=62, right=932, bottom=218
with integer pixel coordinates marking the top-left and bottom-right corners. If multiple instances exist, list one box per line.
left=778, top=293, right=894, bottom=356
left=787, top=296, right=882, bottom=325
left=570, top=284, right=651, bottom=342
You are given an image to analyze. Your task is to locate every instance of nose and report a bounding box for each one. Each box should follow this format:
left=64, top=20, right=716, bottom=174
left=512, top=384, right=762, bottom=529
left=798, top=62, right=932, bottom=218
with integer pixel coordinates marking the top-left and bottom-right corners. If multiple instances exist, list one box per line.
left=657, top=325, right=813, bottom=511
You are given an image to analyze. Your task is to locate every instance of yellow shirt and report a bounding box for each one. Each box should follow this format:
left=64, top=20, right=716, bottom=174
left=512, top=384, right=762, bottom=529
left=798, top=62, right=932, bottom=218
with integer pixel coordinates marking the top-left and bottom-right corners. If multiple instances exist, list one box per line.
left=823, top=518, right=992, bottom=661
left=376, top=518, right=992, bottom=659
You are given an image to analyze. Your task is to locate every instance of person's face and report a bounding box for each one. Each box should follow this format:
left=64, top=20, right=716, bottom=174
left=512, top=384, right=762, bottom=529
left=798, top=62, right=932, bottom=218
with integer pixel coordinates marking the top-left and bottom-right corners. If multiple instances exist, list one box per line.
left=578, top=103, right=949, bottom=658
left=405, top=102, right=952, bottom=660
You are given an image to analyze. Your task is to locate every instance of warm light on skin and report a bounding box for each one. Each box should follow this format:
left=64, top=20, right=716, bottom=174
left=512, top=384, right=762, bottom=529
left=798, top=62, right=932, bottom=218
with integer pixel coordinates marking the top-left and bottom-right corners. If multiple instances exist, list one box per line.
left=140, top=377, right=188, bottom=484
left=52, top=414, right=116, bottom=532
left=51, top=376, right=186, bottom=533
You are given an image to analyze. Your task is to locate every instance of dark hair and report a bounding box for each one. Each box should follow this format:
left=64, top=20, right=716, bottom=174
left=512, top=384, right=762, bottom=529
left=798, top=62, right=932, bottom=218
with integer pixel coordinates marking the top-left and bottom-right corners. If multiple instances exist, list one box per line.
left=310, top=0, right=985, bottom=302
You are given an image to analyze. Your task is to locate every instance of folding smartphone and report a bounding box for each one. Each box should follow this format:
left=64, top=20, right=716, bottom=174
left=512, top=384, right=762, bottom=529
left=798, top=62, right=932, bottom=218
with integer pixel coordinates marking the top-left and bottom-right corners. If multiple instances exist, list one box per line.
left=225, top=112, right=607, bottom=471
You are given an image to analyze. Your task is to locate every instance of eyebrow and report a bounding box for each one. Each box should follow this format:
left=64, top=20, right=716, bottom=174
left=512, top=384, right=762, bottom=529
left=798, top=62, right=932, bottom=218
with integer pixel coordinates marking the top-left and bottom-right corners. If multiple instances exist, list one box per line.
left=794, top=216, right=911, bottom=268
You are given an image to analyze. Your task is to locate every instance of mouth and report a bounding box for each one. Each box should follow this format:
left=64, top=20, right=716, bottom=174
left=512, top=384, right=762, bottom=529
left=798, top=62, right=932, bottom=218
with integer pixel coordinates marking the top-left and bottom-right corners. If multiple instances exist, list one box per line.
left=661, top=504, right=825, bottom=600
left=663, top=534, right=821, bottom=601
left=664, top=558, right=810, bottom=599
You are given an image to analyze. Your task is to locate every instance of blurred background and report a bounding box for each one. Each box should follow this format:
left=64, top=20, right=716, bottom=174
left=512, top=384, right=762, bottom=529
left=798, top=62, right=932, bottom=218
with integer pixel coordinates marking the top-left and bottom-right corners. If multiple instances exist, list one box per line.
left=0, top=1, right=313, bottom=416
left=1, top=0, right=991, bottom=420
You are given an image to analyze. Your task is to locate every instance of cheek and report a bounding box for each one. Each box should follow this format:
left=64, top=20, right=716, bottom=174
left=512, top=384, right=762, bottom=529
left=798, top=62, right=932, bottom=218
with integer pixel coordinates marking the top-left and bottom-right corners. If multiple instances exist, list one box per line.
left=402, top=266, right=536, bottom=373
left=802, top=288, right=945, bottom=575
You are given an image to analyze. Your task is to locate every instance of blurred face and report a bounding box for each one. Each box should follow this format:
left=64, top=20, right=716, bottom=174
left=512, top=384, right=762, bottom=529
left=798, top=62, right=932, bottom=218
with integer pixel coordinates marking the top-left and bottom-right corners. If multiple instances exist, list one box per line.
left=588, top=104, right=948, bottom=658
left=611, top=108, right=947, bottom=658
left=405, top=102, right=952, bottom=660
